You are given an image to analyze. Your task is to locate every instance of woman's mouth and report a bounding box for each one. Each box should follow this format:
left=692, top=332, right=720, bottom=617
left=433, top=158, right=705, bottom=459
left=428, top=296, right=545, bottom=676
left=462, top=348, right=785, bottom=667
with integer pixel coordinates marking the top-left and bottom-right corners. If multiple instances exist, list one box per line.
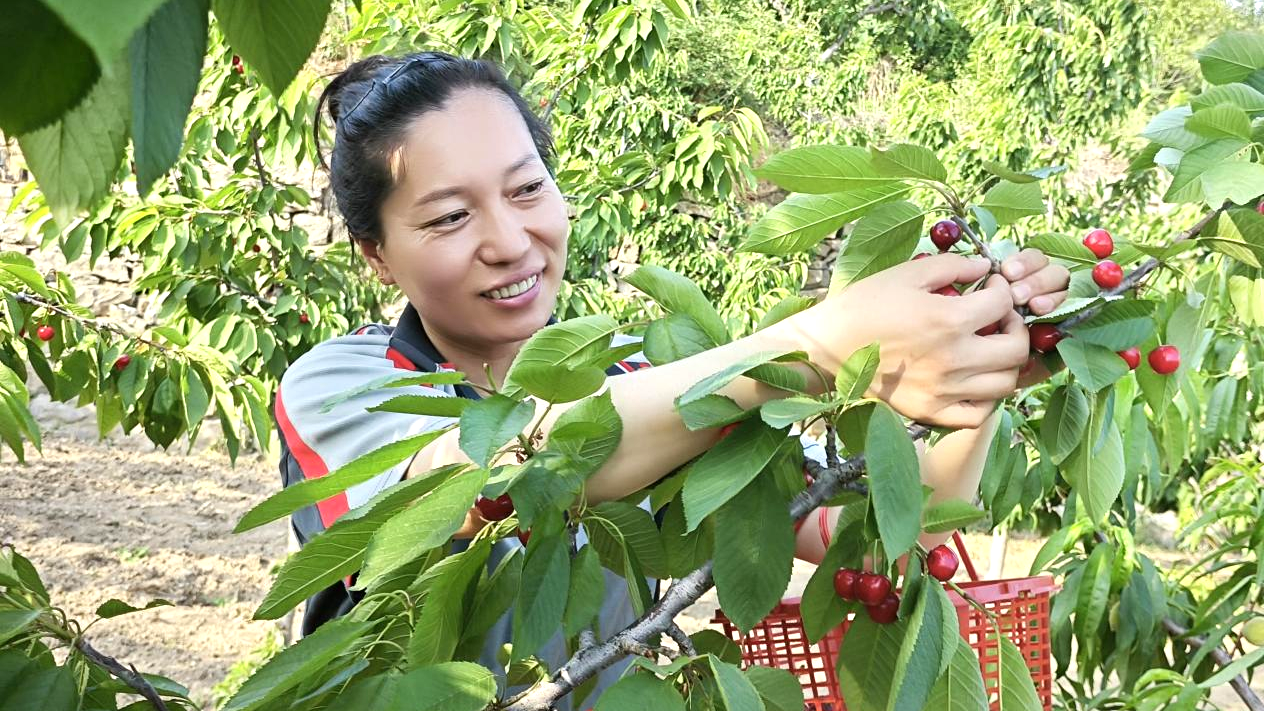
left=482, top=272, right=540, bottom=301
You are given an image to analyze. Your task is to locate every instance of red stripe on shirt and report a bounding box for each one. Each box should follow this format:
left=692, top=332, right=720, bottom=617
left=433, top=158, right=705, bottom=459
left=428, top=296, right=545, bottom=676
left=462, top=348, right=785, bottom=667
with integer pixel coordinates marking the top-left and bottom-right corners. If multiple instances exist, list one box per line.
left=275, top=385, right=348, bottom=528
left=386, top=347, right=418, bottom=371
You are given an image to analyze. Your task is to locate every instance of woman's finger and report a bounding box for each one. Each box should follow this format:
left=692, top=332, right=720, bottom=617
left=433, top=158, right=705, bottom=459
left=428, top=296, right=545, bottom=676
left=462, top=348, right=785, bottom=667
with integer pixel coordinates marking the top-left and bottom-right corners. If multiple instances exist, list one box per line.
left=933, top=400, right=999, bottom=430
left=1029, top=289, right=1069, bottom=315
left=1009, top=263, right=1071, bottom=306
left=1000, top=248, right=1049, bottom=283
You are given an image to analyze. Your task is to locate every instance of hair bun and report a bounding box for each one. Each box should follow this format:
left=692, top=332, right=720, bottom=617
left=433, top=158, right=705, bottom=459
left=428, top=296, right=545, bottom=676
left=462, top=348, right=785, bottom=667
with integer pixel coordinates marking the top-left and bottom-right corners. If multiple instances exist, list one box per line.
left=321, top=55, right=395, bottom=125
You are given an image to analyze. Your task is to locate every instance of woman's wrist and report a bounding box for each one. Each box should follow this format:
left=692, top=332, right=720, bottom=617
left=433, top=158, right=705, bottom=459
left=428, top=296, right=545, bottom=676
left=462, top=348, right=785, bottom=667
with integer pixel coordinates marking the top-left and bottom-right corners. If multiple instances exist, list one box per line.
left=758, top=291, right=867, bottom=395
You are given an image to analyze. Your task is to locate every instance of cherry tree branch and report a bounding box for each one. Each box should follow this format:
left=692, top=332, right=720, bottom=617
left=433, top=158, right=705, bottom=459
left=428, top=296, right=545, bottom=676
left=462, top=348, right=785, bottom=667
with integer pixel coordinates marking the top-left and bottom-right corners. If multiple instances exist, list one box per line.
left=75, top=638, right=170, bottom=711
left=11, top=291, right=175, bottom=354
left=1162, top=618, right=1264, bottom=711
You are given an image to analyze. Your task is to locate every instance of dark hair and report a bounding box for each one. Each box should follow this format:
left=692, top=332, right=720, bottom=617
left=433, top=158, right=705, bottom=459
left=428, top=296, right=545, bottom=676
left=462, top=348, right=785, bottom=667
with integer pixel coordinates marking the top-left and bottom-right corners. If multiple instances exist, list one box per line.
left=315, top=51, right=557, bottom=243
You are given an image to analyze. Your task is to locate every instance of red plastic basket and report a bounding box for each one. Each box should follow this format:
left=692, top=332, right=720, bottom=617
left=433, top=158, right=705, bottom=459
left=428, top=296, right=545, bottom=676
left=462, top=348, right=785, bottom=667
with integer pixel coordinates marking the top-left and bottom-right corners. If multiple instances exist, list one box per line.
left=710, top=532, right=1058, bottom=710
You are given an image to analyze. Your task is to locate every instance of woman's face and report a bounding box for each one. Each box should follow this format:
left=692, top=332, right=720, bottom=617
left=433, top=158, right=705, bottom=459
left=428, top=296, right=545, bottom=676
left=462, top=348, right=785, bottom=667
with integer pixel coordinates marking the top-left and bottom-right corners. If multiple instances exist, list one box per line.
left=367, top=87, right=568, bottom=352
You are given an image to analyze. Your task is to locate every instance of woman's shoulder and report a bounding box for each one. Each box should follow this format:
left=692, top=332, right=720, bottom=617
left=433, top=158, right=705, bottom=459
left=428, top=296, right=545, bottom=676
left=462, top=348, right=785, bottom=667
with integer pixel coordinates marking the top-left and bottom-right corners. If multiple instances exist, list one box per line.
left=282, top=322, right=414, bottom=383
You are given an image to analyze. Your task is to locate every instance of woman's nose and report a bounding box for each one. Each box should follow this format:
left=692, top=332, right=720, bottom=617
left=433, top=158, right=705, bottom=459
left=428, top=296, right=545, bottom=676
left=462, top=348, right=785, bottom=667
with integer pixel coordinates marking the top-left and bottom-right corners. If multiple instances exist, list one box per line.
left=479, top=207, right=532, bottom=263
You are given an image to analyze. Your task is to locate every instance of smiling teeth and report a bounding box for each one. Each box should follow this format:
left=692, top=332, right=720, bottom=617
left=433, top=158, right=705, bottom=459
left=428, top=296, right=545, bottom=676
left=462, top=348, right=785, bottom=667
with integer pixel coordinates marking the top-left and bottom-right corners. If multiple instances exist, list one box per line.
left=485, top=274, right=538, bottom=299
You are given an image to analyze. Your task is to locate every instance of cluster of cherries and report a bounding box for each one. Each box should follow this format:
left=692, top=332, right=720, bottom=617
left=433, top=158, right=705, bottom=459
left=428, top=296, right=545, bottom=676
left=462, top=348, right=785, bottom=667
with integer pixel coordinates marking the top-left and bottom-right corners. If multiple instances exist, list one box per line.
left=833, top=544, right=959, bottom=624
left=1028, top=228, right=1180, bottom=375
left=475, top=493, right=531, bottom=544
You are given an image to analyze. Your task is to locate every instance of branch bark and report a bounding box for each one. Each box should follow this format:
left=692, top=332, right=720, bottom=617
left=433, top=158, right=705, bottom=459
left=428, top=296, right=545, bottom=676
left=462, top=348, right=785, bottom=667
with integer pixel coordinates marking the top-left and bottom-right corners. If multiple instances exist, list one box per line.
left=75, top=638, right=170, bottom=711
left=1162, top=618, right=1264, bottom=711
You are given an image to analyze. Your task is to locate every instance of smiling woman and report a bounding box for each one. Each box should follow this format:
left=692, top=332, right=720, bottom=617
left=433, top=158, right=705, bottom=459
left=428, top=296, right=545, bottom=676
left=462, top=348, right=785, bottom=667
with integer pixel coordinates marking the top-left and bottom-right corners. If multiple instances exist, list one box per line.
left=277, top=49, right=1071, bottom=710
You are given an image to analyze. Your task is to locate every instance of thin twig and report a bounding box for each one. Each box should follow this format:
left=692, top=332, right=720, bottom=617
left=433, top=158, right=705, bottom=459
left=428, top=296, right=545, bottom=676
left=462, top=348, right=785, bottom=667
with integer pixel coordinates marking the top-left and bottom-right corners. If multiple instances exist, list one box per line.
left=665, top=623, right=696, bottom=656
left=75, top=638, right=170, bottom=711
left=1162, top=618, right=1264, bottom=711
left=11, top=291, right=174, bottom=354
left=951, top=216, right=1000, bottom=274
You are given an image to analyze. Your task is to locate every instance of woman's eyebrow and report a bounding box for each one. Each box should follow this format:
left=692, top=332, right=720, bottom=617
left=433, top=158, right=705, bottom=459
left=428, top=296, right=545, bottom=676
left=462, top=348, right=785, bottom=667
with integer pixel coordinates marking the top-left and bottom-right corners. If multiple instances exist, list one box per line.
left=412, top=153, right=540, bottom=208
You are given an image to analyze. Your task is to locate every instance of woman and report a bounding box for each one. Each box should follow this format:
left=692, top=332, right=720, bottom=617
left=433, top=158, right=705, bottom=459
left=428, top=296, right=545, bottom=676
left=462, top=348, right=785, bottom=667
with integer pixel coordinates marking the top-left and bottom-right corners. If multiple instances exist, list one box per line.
left=276, top=51, right=1069, bottom=705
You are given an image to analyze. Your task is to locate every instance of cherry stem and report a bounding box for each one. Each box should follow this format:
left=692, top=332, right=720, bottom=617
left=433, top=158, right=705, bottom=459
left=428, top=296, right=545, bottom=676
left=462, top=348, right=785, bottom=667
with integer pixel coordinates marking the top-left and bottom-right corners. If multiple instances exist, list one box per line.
left=950, top=215, right=1000, bottom=275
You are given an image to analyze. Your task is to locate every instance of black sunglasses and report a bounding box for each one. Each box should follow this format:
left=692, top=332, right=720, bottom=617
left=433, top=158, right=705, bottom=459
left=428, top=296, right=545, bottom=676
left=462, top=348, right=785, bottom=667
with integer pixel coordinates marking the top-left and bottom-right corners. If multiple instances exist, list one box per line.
left=341, top=52, right=454, bottom=122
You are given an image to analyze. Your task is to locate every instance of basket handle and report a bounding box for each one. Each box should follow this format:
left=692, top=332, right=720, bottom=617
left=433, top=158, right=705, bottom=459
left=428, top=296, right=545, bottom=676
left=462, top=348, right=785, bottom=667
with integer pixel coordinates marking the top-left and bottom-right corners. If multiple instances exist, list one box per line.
left=951, top=531, right=981, bottom=582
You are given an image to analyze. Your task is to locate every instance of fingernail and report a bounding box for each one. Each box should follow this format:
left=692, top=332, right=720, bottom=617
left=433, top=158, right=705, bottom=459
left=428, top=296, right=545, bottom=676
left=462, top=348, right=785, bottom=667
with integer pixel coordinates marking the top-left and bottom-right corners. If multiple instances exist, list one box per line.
left=1004, top=262, right=1025, bottom=280
left=1031, top=295, right=1050, bottom=313
left=1012, top=284, right=1030, bottom=302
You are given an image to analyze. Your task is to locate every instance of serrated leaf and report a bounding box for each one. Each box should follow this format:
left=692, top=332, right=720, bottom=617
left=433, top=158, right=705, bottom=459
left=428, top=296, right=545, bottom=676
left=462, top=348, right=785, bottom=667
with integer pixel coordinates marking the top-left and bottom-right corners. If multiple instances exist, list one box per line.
left=0, top=610, right=41, bottom=646
left=739, top=184, right=909, bottom=256
left=509, top=362, right=607, bottom=403
left=1186, top=104, right=1252, bottom=140
left=512, top=531, right=570, bottom=661
left=221, top=617, right=370, bottom=711
left=1191, top=83, right=1264, bottom=113
left=505, top=315, right=619, bottom=393
left=887, top=581, right=952, bottom=711
left=708, top=656, right=766, bottom=711
left=837, top=615, right=907, bottom=711
left=318, top=371, right=466, bottom=413
left=922, top=640, right=988, bottom=711
left=753, top=145, right=897, bottom=193
left=866, top=402, right=922, bottom=557
left=1068, top=421, right=1124, bottom=526
left=1057, top=338, right=1130, bottom=393
left=830, top=201, right=924, bottom=291
left=368, top=393, right=469, bottom=416
left=681, top=417, right=787, bottom=531
left=755, top=295, right=816, bottom=331
left=211, top=0, right=331, bottom=95
left=458, top=394, right=535, bottom=468
left=1067, top=300, right=1156, bottom=351
left=94, top=598, right=172, bottom=619
left=921, top=499, right=985, bottom=533
left=980, top=161, right=1066, bottom=184
left=1163, top=139, right=1246, bottom=204
left=676, top=350, right=795, bottom=407
left=595, top=672, right=686, bottom=711
left=994, top=633, right=1043, bottom=711
left=759, top=396, right=833, bottom=429
left=1229, top=275, right=1264, bottom=325
left=835, top=342, right=880, bottom=403
left=713, top=473, right=794, bottom=633
left=625, top=264, right=730, bottom=346
left=644, top=312, right=716, bottom=365
left=1040, top=384, right=1089, bottom=465
left=0, top=1, right=99, bottom=136
left=1141, top=106, right=1203, bottom=151
left=1197, top=31, right=1264, bottom=85
left=979, top=181, right=1044, bottom=225
left=408, top=539, right=490, bottom=666
left=397, top=663, right=498, bottom=711
left=870, top=144, right=947, bottom=183
left=562, top=545, right=605, bottom=637
left=744, top=666, right=804, bottom=711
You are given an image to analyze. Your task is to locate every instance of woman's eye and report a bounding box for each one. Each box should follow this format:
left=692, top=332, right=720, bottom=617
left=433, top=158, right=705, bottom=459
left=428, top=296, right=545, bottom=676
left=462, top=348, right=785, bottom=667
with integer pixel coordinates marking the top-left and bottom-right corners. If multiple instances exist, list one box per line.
left=519, top=180, right=544, bottom=195
left=432, top=212, right=466, bottom=227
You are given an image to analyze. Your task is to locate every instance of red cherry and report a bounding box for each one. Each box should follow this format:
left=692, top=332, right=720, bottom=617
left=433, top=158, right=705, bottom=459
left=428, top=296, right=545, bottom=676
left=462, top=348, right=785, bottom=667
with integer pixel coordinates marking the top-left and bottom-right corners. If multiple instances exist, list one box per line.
left=855, top=572, right=892, bottom=606
left=36, top=325, right=55, bottom=342
left=975, top=321, right=1001, bottom=337
left=1256, top=200, right=1264, bottom=216
left=1092, top=260, right=1123, bottom=290
left=299, top=313, right=310, bottom=325
left=113, top=354, right=132, bottom=372
left=933, top=285, right=960, bottom=297
left=866, top=593, right=900, bottom=624
left=929, top=220, right=962, bottom=251
left=912, top=252, right=932, bottom=261
left=539, top=98, right=548, bottom=108
left=252, top=244, right=262, bottom=253
left=475, top=494, right=515, bottom=522
left=833, top=568, right=859, bottom=600
left=926, top=545, right=959, bottom=582
left=1148, top=345, right=1180, bottom=375
left=718, top=423, right=739, bottom=439
left=1082, top=229, right=1114, bottom=259
left=1117, top=346, right=1141, bottom=370
left=517, top=529, right=531, bottom=546
left=18, top=329, right=25, bottom=338
left=1028, top=323, right=1063, bottom=353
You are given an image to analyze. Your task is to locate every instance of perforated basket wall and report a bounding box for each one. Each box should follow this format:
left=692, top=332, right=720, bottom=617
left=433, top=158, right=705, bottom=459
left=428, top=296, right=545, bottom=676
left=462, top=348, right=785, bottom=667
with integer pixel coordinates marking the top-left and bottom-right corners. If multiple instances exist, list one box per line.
left=710, top=576, right=1058, bottom=710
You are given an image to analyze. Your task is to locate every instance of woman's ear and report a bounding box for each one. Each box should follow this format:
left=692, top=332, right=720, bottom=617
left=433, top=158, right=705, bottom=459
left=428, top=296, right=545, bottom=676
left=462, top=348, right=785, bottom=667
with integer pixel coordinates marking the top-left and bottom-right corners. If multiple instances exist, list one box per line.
left=355, top=237, right=396, bottom=285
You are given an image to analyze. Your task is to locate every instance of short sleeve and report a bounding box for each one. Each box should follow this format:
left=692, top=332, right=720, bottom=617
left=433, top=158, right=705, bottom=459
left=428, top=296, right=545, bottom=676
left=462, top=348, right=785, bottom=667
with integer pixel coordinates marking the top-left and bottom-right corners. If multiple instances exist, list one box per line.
left=275, top=333, right=458, bottom=526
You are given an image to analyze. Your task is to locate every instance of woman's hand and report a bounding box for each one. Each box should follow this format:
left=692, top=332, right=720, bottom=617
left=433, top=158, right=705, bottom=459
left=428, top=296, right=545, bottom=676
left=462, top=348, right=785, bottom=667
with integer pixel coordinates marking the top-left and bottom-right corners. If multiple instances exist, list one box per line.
left=999, top=249, right=1071, bottom=388
left=798, top=254, right=1030, bottom=429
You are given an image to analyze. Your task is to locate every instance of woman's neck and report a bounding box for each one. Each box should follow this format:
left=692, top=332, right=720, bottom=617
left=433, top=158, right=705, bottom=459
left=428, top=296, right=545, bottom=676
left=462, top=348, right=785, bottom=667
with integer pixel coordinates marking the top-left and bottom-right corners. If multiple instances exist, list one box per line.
left=427, top=331, right=522, bottom=394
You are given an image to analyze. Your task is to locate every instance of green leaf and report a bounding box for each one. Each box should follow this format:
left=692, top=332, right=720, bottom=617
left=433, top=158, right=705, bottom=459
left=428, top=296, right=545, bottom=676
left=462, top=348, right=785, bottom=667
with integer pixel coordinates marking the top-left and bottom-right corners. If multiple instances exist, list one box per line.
left=678, top=394, right=746, bottom=430
left=980, top=161, right=1066, bottom=184
left=753, top=145, right=898, bottom=193
left=1200, top=160, right=1264, bottom=207
left=1191, top=83, right=1264, bottom=113
left=1197, top=645, right=1264, bottom=688
left=1040, top=384, right=1089, bottom=465
left=681, top=417, right=786, bottom=531
left=759, top=396, right=833, bottom=429
left=252, top=472, right=457, bottom=619
left=235, top=431, right=453, bottom=532
left=505, top=315, right=619, bottom=393
left=744, top=666, right=804, bottom=711
left=358, top=467, right=488, bottom=586
left=1067, top=300, right=1156, bottom=351
left=548, top=390, right=623, bottom=476
left=708, top=656, right=766, bottom=711
left=866, top=402, right=922, bottom=558
left=458, top=394, right=535, bottom=468
left=319, top=371, right=466, bottom=413
left=595, top=673, right=686, bottom=711
left=408, top=539, right=490, bottom=666
left=222, top=617, right=371, bottom=711
left=211, top=0, right=331, bottom=96
left=1186, top=105, right=1252, bottom=141
left=456, top=548, right=521, bottom=657
left=870, top=144, right=947, bottom=183
left=1057, top=338, right=1130, bottom=393
left=677, top=350, right=795, bottom=406
left=837, top=615, right=907, bottom=711
left=368, top=393, right=468, bottom=417
left=562, top=545, right=605, bottom=637
left=979, top=181, right=1044, bottom=225
left=1163, top=139, right=1246, bottom=204
left=513, top=531, right=570, bottom=660
left=922, top=641, right=988, bottom=711
left=512, top=362, right=608, bottom=404
left=755, top=295, right=816, bottom=331
left=129, top=0, right=208, bottom=194
left=995, top=633, right=1043, bottom=711
left=1197, top=31, right=1264, bottom=85
left=1204, top=208, right=1264, bottom=266
left=1229, top=275, right=1264, bottom=325
left=739, top=183, right=909, bottom=256
left=1141, top=107, right=1203, bottom=151
left=0, top=0, right=99, bottom=136
left=921, top=499, right=985, bottom=533
left=17, top=55, right=130, bottom=227
left=887, top=582, right=953, bottom=711
left=1068, top=422, right=1124, bottom=526
left=0, top=655, right=76, bottom=711
left=714, top=473, right=794, bottom=633
left=94, top=598, right=172, bottom=619
left=644, top=313, right=716, bottom=365
left=395, top=663, right=498, bottom=711
left=661, top=496, right=714, bottom=578
left=589, top=501, right=668, bottom=578
left=625, top=264, right=730, bottom=346
left=0, top=610, right=40, bottom=646
left=830, top=201, right=924, bottom=291
left=834, top=342, right=880, bottom=404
